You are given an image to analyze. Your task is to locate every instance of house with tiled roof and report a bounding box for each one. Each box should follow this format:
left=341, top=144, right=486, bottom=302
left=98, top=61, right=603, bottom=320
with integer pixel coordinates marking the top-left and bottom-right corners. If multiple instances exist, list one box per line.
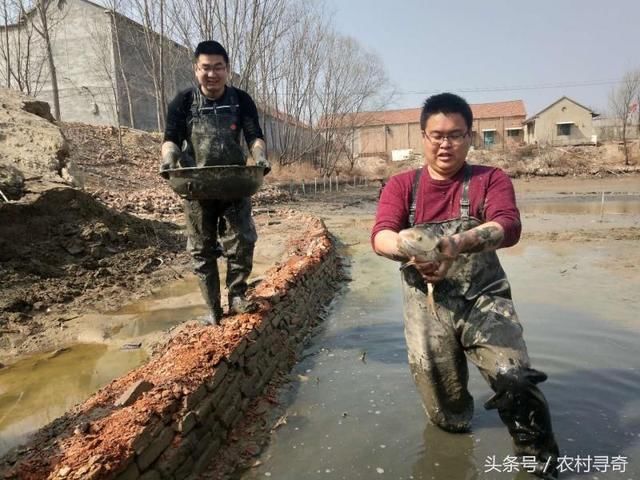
left=523, top=96, right=599, bottom=146
left=326, top=100, right=526, bottom=159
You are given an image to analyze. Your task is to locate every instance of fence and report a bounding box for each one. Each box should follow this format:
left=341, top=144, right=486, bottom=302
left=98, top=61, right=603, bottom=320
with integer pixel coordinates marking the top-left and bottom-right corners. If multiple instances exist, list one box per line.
left=279, top=175, right=377, bottom=197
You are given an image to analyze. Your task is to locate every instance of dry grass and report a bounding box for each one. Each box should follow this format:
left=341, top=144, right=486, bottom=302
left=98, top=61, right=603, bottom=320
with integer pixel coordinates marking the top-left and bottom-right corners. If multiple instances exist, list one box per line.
left=266, top=161, right=322, bottom=183
left=264, top=141, right=640, bottom=184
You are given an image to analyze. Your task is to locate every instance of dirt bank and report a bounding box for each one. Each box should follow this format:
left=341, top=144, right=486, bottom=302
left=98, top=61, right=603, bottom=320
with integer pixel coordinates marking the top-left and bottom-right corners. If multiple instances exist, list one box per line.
left=0, top=214, right=340, bottom=480
left=0, top=187, right=189, bottom=363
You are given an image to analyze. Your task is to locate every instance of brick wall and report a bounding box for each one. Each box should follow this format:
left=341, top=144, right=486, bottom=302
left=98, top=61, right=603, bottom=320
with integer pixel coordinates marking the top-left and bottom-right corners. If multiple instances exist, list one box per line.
left=0, top=216, right=341, bottom=480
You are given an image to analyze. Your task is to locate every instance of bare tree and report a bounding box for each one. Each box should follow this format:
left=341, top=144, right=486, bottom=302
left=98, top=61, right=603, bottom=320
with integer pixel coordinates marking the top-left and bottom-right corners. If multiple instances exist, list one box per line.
left=315, top=33, right=389, bottom=175
left=130, top=0, right=165, bottom=130
left=609, top=70, right=640, bottom=165
left=104, top=0, right=136, bottom=128
left=1, top=0, right=11, bottom=87
left=19, top=0, right=67, bottom=120
left=251, top=0, right=326, bottom=165
left=87, top=6, right=127, bottom=157
left=0, top=0, right=47, bottom=95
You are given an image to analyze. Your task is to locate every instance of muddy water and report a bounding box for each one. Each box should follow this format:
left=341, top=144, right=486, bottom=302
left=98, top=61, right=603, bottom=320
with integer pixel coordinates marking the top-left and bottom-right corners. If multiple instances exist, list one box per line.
left=0, top=228, right=285, bottom=456
left=238, top=197, right=640, bottom=480
left=520, top=195, right=640, bottom=216
left=0, top=344, right=146, bottom=455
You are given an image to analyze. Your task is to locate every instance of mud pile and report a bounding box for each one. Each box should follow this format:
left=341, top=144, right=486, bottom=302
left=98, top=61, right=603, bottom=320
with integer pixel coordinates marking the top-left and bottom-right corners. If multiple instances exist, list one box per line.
left=0, top=88, right=75, bottom=199
left=62, top=122, right=297, bottom=217
left=468, top=142, right=640, bottom=177
left=0, top=187, right=187, bottom=358
left=61, top=123, right=183, bottom=218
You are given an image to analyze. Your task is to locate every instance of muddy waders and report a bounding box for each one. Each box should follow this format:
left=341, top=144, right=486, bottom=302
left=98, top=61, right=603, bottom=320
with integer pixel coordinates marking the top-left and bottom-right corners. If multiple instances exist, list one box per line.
left=401, top=165, right=559, bottom=478
left=184, top=87, right=257, bottom=324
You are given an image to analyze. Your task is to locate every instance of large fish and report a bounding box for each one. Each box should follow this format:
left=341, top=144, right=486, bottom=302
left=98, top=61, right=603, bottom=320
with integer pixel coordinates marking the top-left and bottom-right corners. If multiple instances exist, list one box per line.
left=397, top=227, right=443, bottom=265
left=397, top=227, right=443, bottom=317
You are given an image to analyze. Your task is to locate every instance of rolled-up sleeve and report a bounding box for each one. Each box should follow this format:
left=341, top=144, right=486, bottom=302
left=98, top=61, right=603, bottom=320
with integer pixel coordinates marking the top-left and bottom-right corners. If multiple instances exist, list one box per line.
left=371, top=176, right=410, bottom=248
left=484, top=169, right=521, bottom=248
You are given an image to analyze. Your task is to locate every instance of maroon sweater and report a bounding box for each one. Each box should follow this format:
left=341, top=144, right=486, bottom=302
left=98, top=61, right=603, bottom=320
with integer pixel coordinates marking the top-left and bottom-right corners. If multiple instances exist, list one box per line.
left=371, top=164, right=521, bottom=248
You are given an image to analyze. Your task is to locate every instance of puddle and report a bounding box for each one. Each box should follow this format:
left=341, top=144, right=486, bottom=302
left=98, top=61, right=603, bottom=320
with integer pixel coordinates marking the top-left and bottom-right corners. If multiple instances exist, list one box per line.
left=236, top=200, right=640, bottom=480
left=519, top=194, right=640, bottom=216
left=0, top=225, right=288, bottom=456
left=0, top=344, right=146, bottom=456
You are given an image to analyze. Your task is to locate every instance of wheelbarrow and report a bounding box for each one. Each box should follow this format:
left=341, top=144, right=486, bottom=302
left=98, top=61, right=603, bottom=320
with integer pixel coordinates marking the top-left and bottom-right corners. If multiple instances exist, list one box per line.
left=163, top=165, right=265, bottom=201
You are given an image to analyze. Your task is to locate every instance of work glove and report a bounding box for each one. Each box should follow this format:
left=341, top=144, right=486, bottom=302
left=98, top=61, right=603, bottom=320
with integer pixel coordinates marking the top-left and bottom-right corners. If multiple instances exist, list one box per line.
left=160, top=143, right=180, bottom=179
left=251, top=140, right=270, bottom=175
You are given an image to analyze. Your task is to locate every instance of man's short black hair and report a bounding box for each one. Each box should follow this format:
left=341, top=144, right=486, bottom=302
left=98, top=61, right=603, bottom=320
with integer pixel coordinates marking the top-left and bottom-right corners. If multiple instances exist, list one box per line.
left=420, top=93, right=473, bottom=131
left=194, top=41, right=229, bottom=65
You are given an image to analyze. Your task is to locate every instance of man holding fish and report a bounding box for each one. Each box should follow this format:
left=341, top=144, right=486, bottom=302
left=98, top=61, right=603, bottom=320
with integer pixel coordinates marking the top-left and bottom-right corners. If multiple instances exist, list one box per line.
left=372, top=93, right=559, bottom=479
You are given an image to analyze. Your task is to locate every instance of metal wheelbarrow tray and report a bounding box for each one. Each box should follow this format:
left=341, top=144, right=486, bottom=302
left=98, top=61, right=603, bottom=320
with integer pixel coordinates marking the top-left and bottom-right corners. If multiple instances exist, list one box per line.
left=165, top=165, right=264, bottom=200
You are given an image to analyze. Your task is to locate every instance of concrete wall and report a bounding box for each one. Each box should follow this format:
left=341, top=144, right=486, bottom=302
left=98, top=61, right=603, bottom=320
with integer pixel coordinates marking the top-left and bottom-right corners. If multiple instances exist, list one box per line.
left=261, top=113, right=316, bottom=159
left=355, top=123, right=423, bottom=158
left=0, top=0, right=194, bottom=131
left=113, top=15, right=193, bottom=131
left=594, top=117, right=640, bottom=141
left=13, top=0, right=119, bottom=125
left=357, top=125, right=386, bottom=156
left=0, top=214, right=342, bottom=480
left=526, top=98, right=595, bottom=146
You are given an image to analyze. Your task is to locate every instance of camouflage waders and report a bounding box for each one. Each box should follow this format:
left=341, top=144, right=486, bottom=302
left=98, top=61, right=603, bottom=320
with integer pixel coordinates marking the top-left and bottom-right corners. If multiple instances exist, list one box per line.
left=401, top=165, right=559, bottom=477
left=184, top=87, right=257, bottom=319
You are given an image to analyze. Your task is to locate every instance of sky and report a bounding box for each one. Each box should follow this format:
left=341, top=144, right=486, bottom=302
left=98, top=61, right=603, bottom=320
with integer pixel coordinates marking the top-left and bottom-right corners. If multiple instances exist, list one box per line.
left=325, top=0, right=639, bottom=118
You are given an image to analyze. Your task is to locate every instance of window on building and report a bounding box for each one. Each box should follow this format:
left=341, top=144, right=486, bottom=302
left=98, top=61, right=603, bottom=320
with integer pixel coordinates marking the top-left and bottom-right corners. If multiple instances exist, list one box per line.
left=483, top=130, right=496, bottom=146
left=507, top=129, right=521, bottom=137
left=557, top=123, right=572, bottom=136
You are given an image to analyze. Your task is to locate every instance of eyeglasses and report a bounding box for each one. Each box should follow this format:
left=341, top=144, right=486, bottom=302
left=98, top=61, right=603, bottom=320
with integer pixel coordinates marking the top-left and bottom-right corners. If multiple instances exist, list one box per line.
left=423, top=130, right=469, bottom=146
left=197, top=64, right=227, bottom=74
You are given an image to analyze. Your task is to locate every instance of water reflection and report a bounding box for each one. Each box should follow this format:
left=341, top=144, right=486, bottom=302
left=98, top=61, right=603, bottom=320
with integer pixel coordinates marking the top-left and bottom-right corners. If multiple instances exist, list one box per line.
left=236, top=206, right=640, bottom=480
left=412, top=423, right=478, bottom=480
left=519, top=195, right=640, bottom=215
left=0, top=344, right=146, bottom=456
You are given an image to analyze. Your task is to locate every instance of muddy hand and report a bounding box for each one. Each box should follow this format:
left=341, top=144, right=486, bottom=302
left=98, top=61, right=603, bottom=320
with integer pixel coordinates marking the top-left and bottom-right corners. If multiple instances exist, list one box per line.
left=414, top=236, right=461, bottom=282
left=420, top=258, right=453, bottom=283
left=400, top=257, right=440, bottom=280
left=435, top=235, right=461, bottom=260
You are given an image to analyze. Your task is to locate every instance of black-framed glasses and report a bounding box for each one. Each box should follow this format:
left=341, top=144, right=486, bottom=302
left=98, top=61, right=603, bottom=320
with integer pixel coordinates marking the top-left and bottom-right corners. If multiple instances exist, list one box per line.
left=197, top=64, right=227, bottom=74
left=422, top=130, right=469, bottom=146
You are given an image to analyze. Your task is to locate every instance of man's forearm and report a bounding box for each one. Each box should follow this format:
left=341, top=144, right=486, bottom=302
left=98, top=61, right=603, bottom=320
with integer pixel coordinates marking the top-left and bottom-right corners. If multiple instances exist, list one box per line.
left=444, top=221, right=505, bottom=256
left=373, top=230, right=409, bottom=262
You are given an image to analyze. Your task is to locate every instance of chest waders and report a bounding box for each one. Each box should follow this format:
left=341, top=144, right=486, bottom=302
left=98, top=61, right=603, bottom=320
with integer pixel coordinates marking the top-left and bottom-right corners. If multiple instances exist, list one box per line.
left=401, top=165, right=559, bottom=478
left=183, top=87, right=258, bottom=322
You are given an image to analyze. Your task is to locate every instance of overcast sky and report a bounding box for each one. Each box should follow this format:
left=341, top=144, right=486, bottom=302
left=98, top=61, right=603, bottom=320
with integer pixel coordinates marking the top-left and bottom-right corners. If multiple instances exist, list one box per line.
left=325, top=0, right=639, bottom=118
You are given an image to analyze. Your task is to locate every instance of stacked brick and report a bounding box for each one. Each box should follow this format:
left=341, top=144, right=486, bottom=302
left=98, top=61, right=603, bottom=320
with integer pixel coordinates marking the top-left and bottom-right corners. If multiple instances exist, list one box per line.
left=0, top=216, right=341, bottom=480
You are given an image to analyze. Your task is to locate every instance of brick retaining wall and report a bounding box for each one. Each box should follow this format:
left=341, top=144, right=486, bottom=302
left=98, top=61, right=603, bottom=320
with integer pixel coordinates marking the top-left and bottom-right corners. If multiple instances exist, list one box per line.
left=0, top=215, right=341, bottom=480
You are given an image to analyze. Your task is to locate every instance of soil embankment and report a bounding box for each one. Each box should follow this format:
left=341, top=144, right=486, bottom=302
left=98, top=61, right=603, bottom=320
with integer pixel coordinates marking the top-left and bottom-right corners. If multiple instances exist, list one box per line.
left=0, top=213, right=341, bottom=480
left=0, top=187, right=188, bottom=361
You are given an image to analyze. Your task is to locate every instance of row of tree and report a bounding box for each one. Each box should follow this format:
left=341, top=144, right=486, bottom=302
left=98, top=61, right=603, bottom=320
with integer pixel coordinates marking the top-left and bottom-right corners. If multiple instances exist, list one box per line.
left=0, top=0, right=391, bottom=174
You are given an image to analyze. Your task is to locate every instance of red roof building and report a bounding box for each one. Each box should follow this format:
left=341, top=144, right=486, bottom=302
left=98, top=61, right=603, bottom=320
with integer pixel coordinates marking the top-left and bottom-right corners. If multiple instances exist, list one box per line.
left=325, top=100, right=527, bottom=157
